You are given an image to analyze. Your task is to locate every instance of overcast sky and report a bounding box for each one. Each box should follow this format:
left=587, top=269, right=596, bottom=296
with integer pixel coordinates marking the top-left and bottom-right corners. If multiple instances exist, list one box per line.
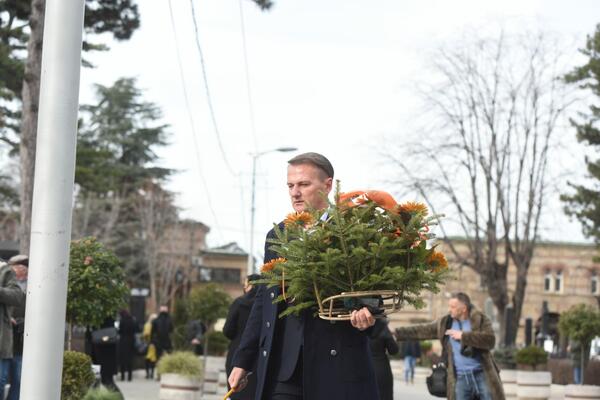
left=77, top=0, right=600, bottom=264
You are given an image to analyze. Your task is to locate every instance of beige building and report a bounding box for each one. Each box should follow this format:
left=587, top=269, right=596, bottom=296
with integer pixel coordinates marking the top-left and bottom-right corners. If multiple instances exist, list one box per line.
left=192, top=242, right=250, bottom=300
left=389, top=239, right=600, bottom=346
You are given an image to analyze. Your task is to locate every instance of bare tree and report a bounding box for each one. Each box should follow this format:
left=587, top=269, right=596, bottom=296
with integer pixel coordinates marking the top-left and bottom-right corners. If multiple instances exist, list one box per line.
left=387, top=31, right=574, bottom=344
left=134, top=181, right=179, bottom=311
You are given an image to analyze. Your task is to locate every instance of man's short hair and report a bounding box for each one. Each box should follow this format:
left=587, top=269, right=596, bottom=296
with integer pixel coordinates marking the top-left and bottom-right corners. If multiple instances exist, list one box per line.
left=8, top=254, right=28, bottom=268
left=288, top=152, right=334, bottom=179
left=450, top=292, right=472, bottom=310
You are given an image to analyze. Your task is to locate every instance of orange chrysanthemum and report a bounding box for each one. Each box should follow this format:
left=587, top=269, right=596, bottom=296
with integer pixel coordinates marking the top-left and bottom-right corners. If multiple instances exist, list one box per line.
left=284, top=212, right=315, bottom=228
left=261, top=257, right=287, bottom=273
left=427, top=251, right=448, bottom=271
left=398, top=201, right=428, bottom=216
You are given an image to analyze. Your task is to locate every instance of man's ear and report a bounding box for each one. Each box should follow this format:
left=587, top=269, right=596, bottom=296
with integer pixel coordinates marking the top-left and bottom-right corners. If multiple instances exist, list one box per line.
left=325, top=177, right=333, bottom=192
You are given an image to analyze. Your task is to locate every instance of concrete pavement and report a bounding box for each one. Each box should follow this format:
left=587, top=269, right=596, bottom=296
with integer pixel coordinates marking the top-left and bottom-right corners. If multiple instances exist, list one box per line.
left=118, top=371, right=437, bottom=400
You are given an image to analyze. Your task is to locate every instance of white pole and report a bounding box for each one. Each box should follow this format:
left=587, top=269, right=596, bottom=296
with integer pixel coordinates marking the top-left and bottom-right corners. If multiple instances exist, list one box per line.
left=247, top=155, right=257, bottom=276
left=20, top=0, right=85, bottom=399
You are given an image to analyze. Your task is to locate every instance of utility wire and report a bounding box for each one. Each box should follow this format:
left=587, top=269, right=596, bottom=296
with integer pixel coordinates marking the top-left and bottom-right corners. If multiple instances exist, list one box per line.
left=168, top=0, right=224, bottom=243
left=238, top=0, right=259, bottom=151
left=188, top=0, right=237, bottom=176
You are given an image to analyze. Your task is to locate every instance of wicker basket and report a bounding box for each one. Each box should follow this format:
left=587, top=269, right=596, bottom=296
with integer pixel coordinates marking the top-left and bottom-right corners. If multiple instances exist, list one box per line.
left=316, top=289, right=403, bottom=321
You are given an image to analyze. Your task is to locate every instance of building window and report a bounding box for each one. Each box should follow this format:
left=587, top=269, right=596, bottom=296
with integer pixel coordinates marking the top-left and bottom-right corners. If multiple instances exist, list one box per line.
left=592, top=272, right=599, bottom=295
left=544, top=270, right=552, bottom=292
left=554, top=270, right=563, bottom=293
left=197, top=267, right=240, bottom=284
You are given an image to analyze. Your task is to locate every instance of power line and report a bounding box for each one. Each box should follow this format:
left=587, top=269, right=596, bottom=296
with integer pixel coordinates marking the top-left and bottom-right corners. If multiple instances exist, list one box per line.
left=238, top=0, right=258, bottom=151
left=188, top=0, right=237, bottom=176
left=167, top=0, right=224, bottom=243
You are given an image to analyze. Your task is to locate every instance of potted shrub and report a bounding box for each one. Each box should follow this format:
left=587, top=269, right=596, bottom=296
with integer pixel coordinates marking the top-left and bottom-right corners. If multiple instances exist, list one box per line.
left=83, top=387, right=122, bottom=400
left=61, top=351, right=96, bottom=400
left=157, top=351, right=203, bottom=400
left=558, top=304, right=600, bottom=400
left=494, top=347, right=517, bottom=400
left=515, top=346, right=551, bottom=400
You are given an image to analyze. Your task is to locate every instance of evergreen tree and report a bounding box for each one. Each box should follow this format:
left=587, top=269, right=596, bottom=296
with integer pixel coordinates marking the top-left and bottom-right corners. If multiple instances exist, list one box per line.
left=562, top=24, right=600, bottom=245
left=73, top=77, right=173, bottom=288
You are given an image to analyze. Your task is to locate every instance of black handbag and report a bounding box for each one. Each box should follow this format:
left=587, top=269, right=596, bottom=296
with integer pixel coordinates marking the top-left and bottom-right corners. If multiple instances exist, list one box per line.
left=426, top=316, right=453, bottom=398
left=91, top=327, right=118, bottom=345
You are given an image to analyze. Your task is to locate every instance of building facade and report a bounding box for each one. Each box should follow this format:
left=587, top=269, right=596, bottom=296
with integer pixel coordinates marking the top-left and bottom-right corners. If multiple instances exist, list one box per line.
left=389, top=240, right=600, bottom=346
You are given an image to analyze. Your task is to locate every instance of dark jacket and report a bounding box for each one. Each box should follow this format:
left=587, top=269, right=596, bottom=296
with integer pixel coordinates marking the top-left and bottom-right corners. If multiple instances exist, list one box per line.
left=370, top=320, right=399, bottom=400
left=223, top=286, right=258, bottom=399
left=90, top=318, right=118, bottom=375
left=118, top=313, right=138, bottom=365
left=401, top=340, right=421, bottom=358
left=151, top=312, right=173, bottom=353
left=396, top=308, right=505, bottom=400
left=232, top=224, right=379, bottom=400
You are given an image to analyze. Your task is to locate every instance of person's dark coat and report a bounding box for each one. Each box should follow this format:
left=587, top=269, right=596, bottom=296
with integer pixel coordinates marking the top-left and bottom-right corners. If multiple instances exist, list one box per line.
left=401, top=340, right=421, bottom=358
left=151, top=312, right=173, bottom=355
left=395, top=308, right=505, bottom=400
left=91, top=318, right=118, bottom=376
left=223, top=285, right=258, bottom=400
left=233, top=223, right=380, bottom=400
left=370, top=319, right=399, bottom=400
left=118, top=312, right=138, bottom=367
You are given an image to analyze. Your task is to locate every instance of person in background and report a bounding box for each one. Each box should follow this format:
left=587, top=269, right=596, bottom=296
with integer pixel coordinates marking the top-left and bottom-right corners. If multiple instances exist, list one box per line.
left=223, top=273, right=261, bottom=399
left=396, top=292, right=505, bottom=400
left=0, top=257, right=24, bottom=398
left=401, top=339, right=421, bottom=384
left=91, top=317, right=122, bottom=398
left=151, top=305, right=173, bottom=360
left=143, top=313, right=158, bottom=379
left=7, top=255, right=28, bottom=400
left=370, top=319, right=399, bottom=400
left=568, top=340, right=582, bottom=384
left=186, top=319, right=206, bottom=356
left=117, top=309, right=138, bottom=382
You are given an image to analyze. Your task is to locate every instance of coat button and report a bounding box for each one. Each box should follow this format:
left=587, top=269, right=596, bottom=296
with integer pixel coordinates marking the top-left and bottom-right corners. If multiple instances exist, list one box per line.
left=330, top=349, right=337, bottom=356
left=270, top=292, right=275, bottom=299
left=266, top=321, right=271, bottom=328
left=263, top=350, right=267, bottom=357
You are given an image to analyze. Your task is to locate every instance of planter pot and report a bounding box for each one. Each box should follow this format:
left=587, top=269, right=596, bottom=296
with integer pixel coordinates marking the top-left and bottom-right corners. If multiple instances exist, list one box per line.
left=500, top=369, right=517, bottom=400
left=516, top=370, right=552, bottom=400
left=159, top=373, right=201, bottom=400
left=565, top=384, right=600, bottom=400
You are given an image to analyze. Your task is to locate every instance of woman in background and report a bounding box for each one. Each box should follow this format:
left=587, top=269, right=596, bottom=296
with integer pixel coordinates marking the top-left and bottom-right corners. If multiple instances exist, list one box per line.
left=370, top=319, right=400, bottom=400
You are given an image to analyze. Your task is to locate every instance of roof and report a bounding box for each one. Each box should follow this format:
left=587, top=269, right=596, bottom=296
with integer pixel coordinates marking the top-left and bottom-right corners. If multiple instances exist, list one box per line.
left=203, top=242, right=248, bottom=256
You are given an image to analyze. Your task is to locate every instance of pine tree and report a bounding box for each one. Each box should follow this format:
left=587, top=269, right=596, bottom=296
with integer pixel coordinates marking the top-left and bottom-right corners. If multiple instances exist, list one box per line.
left=562, top=24, right=600, bottom=244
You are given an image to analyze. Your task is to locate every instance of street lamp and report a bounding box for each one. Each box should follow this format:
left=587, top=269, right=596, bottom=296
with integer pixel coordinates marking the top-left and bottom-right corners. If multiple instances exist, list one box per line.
left=248, top=147, right=298, bottom=275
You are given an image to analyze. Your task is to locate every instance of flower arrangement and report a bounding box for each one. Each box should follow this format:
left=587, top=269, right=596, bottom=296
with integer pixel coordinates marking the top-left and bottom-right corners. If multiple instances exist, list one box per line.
left=260, top=183, right=449, bottom=319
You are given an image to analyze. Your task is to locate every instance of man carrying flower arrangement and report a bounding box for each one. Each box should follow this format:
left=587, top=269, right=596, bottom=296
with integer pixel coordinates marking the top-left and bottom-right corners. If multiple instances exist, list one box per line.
left=228, top=153, right=380, bottom=400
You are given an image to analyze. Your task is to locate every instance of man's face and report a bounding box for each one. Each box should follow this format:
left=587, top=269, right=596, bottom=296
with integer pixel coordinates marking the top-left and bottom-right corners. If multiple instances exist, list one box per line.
left=11, top=265, right=28, bottom=281
left=287, top=163, right=333, bottom=213
left=448, top=298, right=467, bottom=319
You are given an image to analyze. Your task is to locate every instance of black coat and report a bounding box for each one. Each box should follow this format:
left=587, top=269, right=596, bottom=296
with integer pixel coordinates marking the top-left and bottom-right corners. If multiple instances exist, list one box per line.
left=118, top=314, right=138, bottom=365
left=232, top=224, right=379, bottom=400
left=90, top=318, right=118, bottom=375
left=369, top=320, right=399, bottom=400
left=223, top=287, right=258, bottom=400
left=151, top=312, right=173, bottom=353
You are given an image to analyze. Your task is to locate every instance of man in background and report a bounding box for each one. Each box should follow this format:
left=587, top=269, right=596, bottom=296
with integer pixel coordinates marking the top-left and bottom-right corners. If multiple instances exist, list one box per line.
left=0, top=256, right=24, bottom=398
left=7, top=255, right=28, bottom=400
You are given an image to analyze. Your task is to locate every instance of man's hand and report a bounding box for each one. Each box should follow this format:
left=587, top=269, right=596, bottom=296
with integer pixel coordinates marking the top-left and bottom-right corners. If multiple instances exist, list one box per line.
left=228, top=367, right=248, bottom=392
left=350, top=307, right=375, bottom=331
left=445, top=329, right=462, bottom=341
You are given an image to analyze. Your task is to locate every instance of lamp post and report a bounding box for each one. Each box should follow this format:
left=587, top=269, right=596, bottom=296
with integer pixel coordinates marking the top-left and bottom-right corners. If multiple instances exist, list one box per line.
left=248, top=147, right=297, bottom=275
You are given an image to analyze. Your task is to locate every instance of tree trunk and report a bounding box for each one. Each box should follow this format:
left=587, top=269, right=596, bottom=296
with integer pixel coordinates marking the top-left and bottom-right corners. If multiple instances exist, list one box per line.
left=68, top=322, right=73, bottom=351
left=19, top=0, right=45, bottom=254
left=506, top=265, right=529, bottom=345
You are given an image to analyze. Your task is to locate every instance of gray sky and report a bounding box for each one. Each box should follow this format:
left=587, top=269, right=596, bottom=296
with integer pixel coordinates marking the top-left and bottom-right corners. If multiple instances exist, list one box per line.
left=78, top=0, right=600, bottom=262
